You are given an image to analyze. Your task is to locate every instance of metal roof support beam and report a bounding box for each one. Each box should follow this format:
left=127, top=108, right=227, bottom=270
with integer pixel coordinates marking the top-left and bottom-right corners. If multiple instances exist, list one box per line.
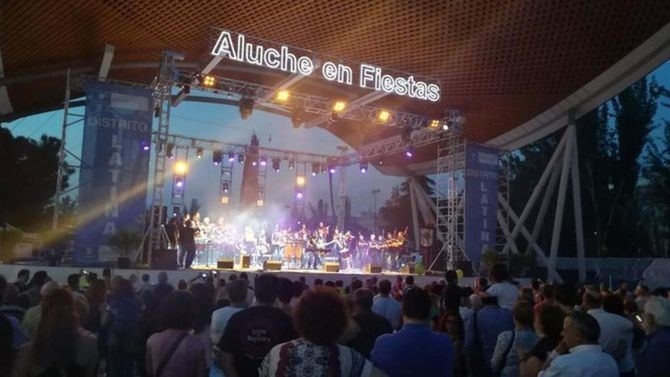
left=173, top=55, right=222, bottom=107
left=260, top=59, right=321, bottom=102
left=97, top=44, right=115, bottom=81
left=302, top=90, right=390, bottom=129
left=0, top=48, right=13, bottom=115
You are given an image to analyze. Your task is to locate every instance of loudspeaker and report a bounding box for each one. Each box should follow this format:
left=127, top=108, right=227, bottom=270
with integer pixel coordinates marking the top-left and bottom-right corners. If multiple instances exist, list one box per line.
left=366, top=264, right=383, bottom=274
left=400, top=263, right=416, bottom=274
left=151, top=249, right=178, bottom=270
left=324, top=262, right=340, bottom=272
left=240, top=255, right=251, bottom=269
left=217, top=259, right=234, bottom=269
left=264, top=260, right=282, bottom=271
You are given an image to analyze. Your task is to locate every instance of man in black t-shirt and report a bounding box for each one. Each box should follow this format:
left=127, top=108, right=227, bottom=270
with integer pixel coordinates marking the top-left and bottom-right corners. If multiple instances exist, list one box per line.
left=219, top=274, right=296, bottom=377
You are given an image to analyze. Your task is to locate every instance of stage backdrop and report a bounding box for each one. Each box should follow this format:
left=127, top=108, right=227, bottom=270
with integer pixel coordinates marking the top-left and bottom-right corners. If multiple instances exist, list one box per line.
left=464, top=143, right=499, bottom=268
left=74, top=81, right=152, bottom=265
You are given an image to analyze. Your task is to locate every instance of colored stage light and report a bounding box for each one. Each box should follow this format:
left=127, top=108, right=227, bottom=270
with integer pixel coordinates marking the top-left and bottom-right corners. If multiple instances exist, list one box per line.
left=296, top=176, right=306, bottom=187
left=295, top=191, right=304, bottom=200
left=239, top=97, right=255, bottom=119
left=288, top=160, right=295, bottom=170
left=196, top=147, right=204, bottom=159
left=140, top=140, right=150, bottom=151
left=376, top=110, right=391, bottom=124
left=405, top=146, right=415, bottom=159
left=442, top=122, right=450, bottom=131
left=429, top=119, right=440, bottom=129
left=332, top=100, right=346, bottom=114
left=166, top=143, right=175, bottom=159
left=311, top=162, right=320, bottom=176
left=220, top=196, right=229, bottom=204
left=174, top=161, right=188, bottom=174
left=238, top=154, right=245, bottom=163
left=257, top=199, right=264, bottom=207
left=274, top=90, right=290, bottom=103
left=212, top=150, right=223, bottom=165
left=329, top=166, right=336, bottom=174
left=221, top=182, right=230, bottom=194
left=252, top=160, right=258, bottom=167
left=378, top=160, right=383, bottom=165
left=228, top=152, right=235, bottom=162
left=175, top=177, right=184, bottom=188
left=359, top=161, right=368, bottom=173
left=203, top=75, right=216, bottom=87
left=272, top=158, right=281, bottom=172
left=260, top=156, right=267, bottom=167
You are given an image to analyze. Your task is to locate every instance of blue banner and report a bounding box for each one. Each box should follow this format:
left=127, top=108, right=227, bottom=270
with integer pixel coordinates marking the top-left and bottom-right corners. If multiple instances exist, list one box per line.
left=74, top=81, right=153, bottom=265
left=464, top=143, right=499, bottom=267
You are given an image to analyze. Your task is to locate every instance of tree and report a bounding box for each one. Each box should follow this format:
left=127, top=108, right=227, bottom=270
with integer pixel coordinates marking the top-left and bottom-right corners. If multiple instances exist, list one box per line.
left=0, top=128, right=73, bottom=231
left=641, top=121, right=670, bottom=256
left=107, top=228, right=143, bottom=258
left=379, top=176, right=434, bottom=238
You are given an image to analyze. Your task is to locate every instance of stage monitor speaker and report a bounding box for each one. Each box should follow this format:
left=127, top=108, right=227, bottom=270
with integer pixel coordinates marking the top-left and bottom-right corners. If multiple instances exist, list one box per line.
left=151, top=249, right=178, bottom=270
left=366, top=264, right=383, bottom=274
left=324, top=262, right=340, bottom=273
left=240, top=255, right=251, bottom=269
left=264, top=260, right=282, bottom=271
left=217, top=259, right=234, bottom=269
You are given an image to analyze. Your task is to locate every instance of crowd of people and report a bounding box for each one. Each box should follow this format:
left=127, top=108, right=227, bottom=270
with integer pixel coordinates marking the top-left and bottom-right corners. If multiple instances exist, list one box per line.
left=0, top=264, right=669, bottom=377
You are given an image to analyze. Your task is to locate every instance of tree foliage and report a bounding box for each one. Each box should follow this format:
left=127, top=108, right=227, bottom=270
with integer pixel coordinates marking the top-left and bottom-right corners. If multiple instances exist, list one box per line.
left=379, top=176, right=434, bottom=238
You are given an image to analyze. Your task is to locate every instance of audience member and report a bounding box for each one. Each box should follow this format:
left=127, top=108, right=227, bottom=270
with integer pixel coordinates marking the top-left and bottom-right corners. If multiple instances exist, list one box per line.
left=372, top=279, right=402, bottom=330
left=177, top=279, right=188, bottom=290
left=371, top=287, right=454, bottom=377
left=636, top=297, right=670, bottom=377
left=486, top=264, right=520, bottom=310
left=519, top=304, right=565, bottom=377
left=190, top=283, right=214, bottom=369
left=348, top=288, right=393, bottom=358
left=12, top=288, right=98, bottom=376
left=437, top=310, right=466, bottom=377
left=439, top=270, right=462, bottom=313
left=67, top=273, right=85, bottom=302
left=106, top=277, right=141, bottom=377
left=14, top=270, right=30, bottom=293
left=553, top=284, right=577, bottom=314
left=402, top=275, right=415, bottom=295
left=1, top=283, right=25, bottom=321
left=540, top=311, right=618, bottom=377
left=0, top=314, right=16, bottom=377
left=491, top=302, right=539, bottom=377
left=153, top=271, right=174, bottom=303
left=464, top=296, right=514, bottom=377
left=136, top=274, right=152, bottom=294
left=219, top=274, right=296, bottom=377
left=22, top=271, right=49, bottom=307
left=276, top=277, right=294, bottom=316
left=21, top=281, right=59, bottom=338
left=260, top=287, right=383, bottom=376
left=146, top=291, right=207, bottom=377
left=582, top=289, right=634, bottom=376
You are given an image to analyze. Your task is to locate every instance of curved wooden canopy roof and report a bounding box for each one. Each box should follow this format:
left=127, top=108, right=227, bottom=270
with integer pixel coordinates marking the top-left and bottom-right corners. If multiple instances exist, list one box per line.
left=1, top=0, right=669, bottom=166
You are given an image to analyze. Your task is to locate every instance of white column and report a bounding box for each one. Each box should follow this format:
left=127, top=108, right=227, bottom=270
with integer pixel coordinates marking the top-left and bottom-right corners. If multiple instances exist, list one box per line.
left=548, top=129, right=573, bottom=281
left=568, top=121, right=587, bottom=282
left=526, top=154, right=563, bottom=255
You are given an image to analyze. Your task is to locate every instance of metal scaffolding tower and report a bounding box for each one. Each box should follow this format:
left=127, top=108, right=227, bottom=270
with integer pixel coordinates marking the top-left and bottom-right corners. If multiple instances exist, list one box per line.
left=336, top=146, right=348, bottom=230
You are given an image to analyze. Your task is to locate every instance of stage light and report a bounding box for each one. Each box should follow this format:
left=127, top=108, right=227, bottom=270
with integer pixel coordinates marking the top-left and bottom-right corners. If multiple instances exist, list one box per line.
left=252, top=160, right=258, bottom=167
left=175, top=177, right=184, bottom=188
left=260, top=156, right=267, bottom=167
left=174, top=161, right=188, bottom=174
left=295, top=191, right=304, bottom=200
left=257, top=199, right=264, bottom=207
left=221, top=182, right=230, bottom=194
left=212, top=150, right=223, bottom=165
left=220, top=196, right=229, bottom=204
left=332, top=100, right=347, bottom=114
left=140, top=140, right=150, bottom=151
left=272, top=158, right=281, bottom=172
left=238, top=154, right=245, bottom=163
left=376, top=110, right=391, bottom=124
left=328, top=163, right=336, bottom=174
left=274, top=90, right=290, bottom=103
left=239, top=97, right=255, bottom=119
left=429, top=119, right=440, bottom=129
left=442, top=122, right=450, bottom=131
left=359, top=161, right=368, bottom=173
left=378, top=160, right=383, bottom=165
left=228, top=152, right=235, bottom=162
left=311, top=163, right=320, bottom=176
left=196, top=147, right=204, bottom=159
left=203, top=75, right=216, bottom=87
left=166, top=143, right=175, bottom=159
left=296, top=176, right=306, bottom=187
left=405, top=146, right=415, bottom=159
left=288, top=160, right=295, bottom=170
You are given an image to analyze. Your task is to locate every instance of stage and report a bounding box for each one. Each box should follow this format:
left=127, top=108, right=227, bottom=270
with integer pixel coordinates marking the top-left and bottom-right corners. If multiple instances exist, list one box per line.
left=0, top=264, right=459, bottom=288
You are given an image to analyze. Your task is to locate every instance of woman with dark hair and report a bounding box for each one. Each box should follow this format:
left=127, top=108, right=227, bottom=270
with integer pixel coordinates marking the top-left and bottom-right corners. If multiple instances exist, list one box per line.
left=519, top=304, right=565, bottom=377
left=146, top=291, right=206, bottom=377
left=106, top=277, right=141, bottom=377
left=12, top=288, right=98, bottom=376
left=189, top=283, right=214, bottom=370
left=437, top=310, right=466, bottom=377
left=260, top=287, right=385, bottom=376
left=491, top=302, right=539, bottom=377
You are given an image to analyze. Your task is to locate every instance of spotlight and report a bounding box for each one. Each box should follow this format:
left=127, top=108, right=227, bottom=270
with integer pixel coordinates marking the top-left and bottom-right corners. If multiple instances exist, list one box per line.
left=166, top=143, right=175, bottom=159
left=220, top=196, right=229, bottom=204
left=212, top=150, right=223, bottom=165
left=228, top=152, right=235, bottom=162
left=376, top=110, right=391, bottom=124
left=256, top=199, right=264, bottom=207
left=359, top=160, right=368, bottom=173
left=174, top=161, right=188, bottom=174
left=288, top=160, right=295, bottom=170
left=260, top=156, right=267, bottom=167
left=272, top=158, right=281, bottom=172
left=291, top=107, right=306, bottom=129
left=441, top=122, right=450, bottom=131
left=327, top=159, right=336, bottom=174
left=274, top=90, right=290, bottom=103
left=252, top=160, right=258, bottom=167
left=295, top=191, right=304, bottom=200
left=311, top=162, right=320, bottom=176
left=203, top=75, right=216, bottom=87
left=196, top=147, right=204, bottom=159
left=296, top=176, right=306, bottom=187
left=238, top=154, right=245, bottom=163
left=239, top=97, right=255, bottom=119
left=405, top=146, right=415, bottom=159
left=140, top=140, right=150, bottom=151
left=378, top=160, right=384, bottom=166
left=175, top=177, right=184, bottom=188
left=332, top=100, right=347, bottom=114
left=221, top=182, right=230, bottom=194
left=429, top=119, right=440, bottom=129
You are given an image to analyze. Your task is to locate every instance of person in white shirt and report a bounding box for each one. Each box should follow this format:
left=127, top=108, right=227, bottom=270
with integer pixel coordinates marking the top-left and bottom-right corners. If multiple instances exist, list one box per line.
left=582, top=289, right=635, bottom=376
left=486, top=264, right=519, bottom=310
left=540, top=312, right=619, bottom=377
left=210, top=280, right=249, bottom=344
left=372, top=279, right=402, bottom=330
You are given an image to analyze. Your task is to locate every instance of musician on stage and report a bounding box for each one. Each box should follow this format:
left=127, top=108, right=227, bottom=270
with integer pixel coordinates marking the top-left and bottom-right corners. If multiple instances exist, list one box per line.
left=270, top=225, right=284, bottom=260
left=305, top=230, right=323, bottom=270
left=180, top=216, right=199, bottom=269
left=165, top=215, right=181, bottom=250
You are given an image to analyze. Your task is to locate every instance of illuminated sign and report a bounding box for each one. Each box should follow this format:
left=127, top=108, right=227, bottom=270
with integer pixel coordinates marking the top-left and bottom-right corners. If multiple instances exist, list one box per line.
left=211, top=30, right=440, bottom=102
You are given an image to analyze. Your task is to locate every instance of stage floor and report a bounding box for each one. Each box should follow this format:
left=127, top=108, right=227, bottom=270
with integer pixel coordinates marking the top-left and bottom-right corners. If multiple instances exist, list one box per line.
left=0, top=264, right=453, bottom=288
